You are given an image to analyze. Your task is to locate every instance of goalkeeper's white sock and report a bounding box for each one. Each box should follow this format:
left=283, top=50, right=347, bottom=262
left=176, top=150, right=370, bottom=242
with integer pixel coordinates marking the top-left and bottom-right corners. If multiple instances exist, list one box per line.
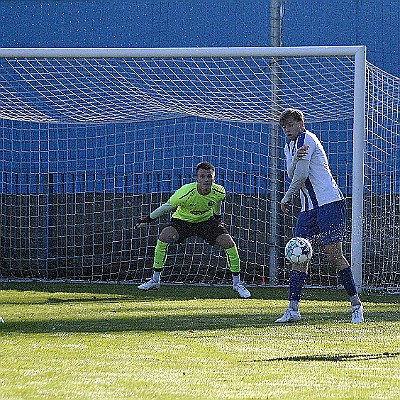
left=232, top=274, right=241, bottom=285
left=152, top=269, right=162, bottom=283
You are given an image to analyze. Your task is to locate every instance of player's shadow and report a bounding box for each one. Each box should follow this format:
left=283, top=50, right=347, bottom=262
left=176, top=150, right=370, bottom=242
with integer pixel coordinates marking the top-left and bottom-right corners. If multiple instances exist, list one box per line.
left=241, top=352, right=400, bottom=363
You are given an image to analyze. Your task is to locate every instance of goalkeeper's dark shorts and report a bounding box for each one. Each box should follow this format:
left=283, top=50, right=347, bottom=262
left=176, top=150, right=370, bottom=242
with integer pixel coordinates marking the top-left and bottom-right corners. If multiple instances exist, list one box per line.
left=168, top=216, right=229, bottom=245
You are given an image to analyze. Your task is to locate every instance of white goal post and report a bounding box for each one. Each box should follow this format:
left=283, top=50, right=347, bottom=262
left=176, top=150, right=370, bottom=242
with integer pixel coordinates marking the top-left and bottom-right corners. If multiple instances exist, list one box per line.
left=0, top=46, right=398, bottom=292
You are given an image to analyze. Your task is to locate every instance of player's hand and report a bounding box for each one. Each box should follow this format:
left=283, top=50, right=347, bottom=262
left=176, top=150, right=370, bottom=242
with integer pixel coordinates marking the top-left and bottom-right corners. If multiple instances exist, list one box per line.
left=296, top=145, right=309, bottom=159
left=280, top=200, right=291, bottom=215
left=134, top=215, right=153, bottom=229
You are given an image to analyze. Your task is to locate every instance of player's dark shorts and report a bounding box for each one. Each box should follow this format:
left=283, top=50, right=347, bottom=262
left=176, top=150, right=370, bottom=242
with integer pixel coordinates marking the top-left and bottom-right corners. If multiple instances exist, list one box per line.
left=168, top=216, right=229, bottom=245
left=295, top=199, right=347, bottom=245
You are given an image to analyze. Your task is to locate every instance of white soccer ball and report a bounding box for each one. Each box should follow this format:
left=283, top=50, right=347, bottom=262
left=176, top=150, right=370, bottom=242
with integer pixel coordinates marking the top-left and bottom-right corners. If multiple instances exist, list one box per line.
left=285, top=237, right=313, bottom=264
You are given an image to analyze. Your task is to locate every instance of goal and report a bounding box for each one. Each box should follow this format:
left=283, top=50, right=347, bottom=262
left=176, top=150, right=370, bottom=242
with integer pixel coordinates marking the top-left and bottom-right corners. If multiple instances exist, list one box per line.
left=0, top=46, right=398, bottom=292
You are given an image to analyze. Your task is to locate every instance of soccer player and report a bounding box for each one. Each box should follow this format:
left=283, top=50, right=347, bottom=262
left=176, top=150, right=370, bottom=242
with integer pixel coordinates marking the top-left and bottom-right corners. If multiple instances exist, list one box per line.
left=276, top=108, right=364, bottom=323
left=136, top=161, right=251, bottom=298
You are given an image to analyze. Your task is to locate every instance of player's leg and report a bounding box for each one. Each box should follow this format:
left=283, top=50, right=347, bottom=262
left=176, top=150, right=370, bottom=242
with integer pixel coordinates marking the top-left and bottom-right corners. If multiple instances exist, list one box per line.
left=275, top=263, right=307, bottom=322
left=276, top=209, right=317, bottom=323
left=319, top=200, right=364, bottom=323
left=215, top=233, right=251, bottom=298
left=137, top=226, right=179, bottom=290
left=324, top=241, right=364, bottom=323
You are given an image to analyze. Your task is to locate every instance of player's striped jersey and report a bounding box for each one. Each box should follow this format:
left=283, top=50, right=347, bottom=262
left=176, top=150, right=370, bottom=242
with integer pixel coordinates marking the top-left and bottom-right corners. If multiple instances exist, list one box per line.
left=168, top=182, right=225, bottom=223
left=284, top=130, right=343, bottom=211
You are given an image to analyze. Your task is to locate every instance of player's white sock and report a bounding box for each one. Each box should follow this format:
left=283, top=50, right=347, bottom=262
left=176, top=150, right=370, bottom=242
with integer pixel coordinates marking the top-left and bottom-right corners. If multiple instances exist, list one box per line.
left=350, top=294, right=361, bottom=307
left=289, top=300, right=299, bottom=311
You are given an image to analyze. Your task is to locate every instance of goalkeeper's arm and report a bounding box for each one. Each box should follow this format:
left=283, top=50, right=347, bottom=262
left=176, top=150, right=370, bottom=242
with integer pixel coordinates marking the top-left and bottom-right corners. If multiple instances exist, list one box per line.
left=213, top=200, right=223, bottom=221
left=136, top=200, right=176, bottom=227
left=149, top=200, right=176, bottom=219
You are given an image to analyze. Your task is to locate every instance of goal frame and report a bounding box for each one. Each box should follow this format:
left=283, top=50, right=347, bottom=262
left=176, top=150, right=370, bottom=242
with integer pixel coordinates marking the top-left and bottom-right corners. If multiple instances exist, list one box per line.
left=0, top=46, right=367, bottom=291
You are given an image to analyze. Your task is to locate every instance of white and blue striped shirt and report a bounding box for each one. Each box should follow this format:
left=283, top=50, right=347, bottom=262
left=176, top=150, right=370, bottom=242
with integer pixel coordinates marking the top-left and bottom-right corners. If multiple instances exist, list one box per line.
left=283, top=130, right=343, bottom=212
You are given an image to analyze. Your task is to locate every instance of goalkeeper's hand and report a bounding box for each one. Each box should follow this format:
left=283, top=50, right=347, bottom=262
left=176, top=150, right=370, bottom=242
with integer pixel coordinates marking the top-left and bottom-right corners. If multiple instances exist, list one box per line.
left=135, top=215, right=154, bottom=229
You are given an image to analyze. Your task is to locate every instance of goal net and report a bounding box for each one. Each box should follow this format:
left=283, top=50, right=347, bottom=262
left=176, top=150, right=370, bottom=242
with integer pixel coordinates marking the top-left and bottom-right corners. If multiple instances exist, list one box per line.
left=0, top=47, right=398, bottom=292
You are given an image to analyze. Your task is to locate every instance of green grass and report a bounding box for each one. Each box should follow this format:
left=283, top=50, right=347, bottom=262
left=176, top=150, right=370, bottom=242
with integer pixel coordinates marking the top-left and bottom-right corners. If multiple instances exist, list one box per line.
left=0, top=282, right=399, bottom=400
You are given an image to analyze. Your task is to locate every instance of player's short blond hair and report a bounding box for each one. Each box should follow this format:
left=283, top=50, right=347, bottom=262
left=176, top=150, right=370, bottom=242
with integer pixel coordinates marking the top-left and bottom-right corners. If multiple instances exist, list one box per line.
left=279, top=108, right=305, bottom=126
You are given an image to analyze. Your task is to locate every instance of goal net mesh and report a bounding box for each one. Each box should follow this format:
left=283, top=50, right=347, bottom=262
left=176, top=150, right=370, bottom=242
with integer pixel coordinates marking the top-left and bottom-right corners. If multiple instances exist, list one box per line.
left=0, top=51, right=398, bottom=291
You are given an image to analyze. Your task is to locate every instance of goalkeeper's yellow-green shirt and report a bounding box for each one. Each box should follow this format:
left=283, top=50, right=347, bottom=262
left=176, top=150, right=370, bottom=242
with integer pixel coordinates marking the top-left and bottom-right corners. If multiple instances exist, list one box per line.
left=168, top=182, right=225, bottom=223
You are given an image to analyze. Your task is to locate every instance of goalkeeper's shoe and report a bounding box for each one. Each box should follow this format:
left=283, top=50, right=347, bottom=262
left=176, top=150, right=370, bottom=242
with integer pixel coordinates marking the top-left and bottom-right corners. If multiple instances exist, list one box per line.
left=275, top=308, right=301, bottom=323
left=351, top=304, right=364, bottom=323
left=137, top=278, right=161, bottom=291
left=233, top=282, right=251, bottom=298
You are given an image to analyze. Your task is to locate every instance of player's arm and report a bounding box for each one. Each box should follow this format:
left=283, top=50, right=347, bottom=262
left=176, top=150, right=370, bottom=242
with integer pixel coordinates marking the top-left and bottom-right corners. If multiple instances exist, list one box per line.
left=135, top=200, right=176, bottom=228
left=287, top=145, right=309, bottom=179
left=281, top=158, right=310, bottom=213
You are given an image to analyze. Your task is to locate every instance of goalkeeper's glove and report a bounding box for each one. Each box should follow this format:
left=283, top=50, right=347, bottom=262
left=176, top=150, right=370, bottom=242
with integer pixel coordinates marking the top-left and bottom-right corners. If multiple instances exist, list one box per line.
left=135, top=215, right=154, bottom=229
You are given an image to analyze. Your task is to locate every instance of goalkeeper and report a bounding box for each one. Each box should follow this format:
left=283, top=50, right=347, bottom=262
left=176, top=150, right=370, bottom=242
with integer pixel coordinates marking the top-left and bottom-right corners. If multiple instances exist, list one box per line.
left=136, top=161, right=251, bottom=298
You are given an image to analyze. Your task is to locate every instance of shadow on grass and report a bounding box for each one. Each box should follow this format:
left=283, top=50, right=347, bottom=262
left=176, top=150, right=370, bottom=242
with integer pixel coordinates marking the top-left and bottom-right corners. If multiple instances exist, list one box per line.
left=1, top=312, right=270, bottom=333
left=0, top=280, right=262, bottom=302
left=1, top=307, right=399, bottom=334
left=242, top=352, right=400, bottom=363
left=1, top=281, right=399, bottom=304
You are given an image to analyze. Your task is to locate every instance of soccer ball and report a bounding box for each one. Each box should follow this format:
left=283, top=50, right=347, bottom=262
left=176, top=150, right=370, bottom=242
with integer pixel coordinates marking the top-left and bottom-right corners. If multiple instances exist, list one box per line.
left=284, top=237, right=313, bottom=264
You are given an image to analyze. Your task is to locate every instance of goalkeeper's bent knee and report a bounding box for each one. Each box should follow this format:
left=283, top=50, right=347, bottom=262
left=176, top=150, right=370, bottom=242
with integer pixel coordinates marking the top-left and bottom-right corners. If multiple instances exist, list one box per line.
left=153, top=240, right=169, bottom=269
left=225, top=245, right=240, bottom=273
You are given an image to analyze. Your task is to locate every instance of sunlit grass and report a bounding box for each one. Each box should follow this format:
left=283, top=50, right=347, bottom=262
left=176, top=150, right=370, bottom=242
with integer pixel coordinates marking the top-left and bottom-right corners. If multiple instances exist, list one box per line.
left=0, top=282, right=399, bottom=399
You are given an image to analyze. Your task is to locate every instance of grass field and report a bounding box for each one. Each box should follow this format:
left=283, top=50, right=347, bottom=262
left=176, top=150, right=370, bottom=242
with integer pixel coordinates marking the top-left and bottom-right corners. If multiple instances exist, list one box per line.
left=0, top=281, right=399, bottom=400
